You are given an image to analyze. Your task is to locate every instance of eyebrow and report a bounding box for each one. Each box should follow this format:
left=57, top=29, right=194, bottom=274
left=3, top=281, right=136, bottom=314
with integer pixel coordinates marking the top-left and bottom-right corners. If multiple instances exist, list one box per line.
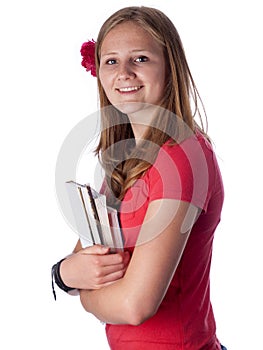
left=101, top=49, right=150, bottom=57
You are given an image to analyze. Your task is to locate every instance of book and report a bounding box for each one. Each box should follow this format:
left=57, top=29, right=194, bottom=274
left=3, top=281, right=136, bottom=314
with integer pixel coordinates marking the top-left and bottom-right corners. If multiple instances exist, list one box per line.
left=65, top=181, right=124, bottom=252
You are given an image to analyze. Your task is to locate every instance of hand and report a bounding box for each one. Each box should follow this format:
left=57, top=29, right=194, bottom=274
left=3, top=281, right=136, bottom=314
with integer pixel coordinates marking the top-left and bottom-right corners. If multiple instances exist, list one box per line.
left=60, top=245, right=130, bottom=290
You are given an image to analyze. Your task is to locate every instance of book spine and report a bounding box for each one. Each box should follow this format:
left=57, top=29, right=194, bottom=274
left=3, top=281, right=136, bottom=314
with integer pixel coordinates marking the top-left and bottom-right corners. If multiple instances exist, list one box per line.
left=83, top=185, right=103, bottom=244
left=108, top=209, right=124, bottom=251
left=65, top=181, right=95, bottom=247
left=77, top=186, right=96, bottom=245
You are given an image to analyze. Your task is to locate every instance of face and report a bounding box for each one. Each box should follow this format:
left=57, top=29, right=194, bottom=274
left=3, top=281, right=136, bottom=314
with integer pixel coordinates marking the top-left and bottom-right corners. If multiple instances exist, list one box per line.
left=99, top=21, right=166, bottom=115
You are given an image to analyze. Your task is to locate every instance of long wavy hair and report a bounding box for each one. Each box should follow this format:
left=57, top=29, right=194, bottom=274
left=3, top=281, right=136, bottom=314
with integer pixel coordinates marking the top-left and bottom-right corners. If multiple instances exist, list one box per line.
left=94, top=6, right=207, bottom=207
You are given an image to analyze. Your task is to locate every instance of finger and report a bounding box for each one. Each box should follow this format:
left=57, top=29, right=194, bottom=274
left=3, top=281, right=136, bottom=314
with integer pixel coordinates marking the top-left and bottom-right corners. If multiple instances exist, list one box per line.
left=81, top=244, right=110, bottom=255
left=98, top=252, right=125, bottom=267
left=95, top=268, right=127, bottom=287
left=99, top=262, right=127, bottom=276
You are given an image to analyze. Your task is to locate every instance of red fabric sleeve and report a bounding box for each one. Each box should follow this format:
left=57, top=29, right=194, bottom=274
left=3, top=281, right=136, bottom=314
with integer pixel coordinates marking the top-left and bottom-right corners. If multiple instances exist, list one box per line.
left=148, top=135, right=211, bottom=211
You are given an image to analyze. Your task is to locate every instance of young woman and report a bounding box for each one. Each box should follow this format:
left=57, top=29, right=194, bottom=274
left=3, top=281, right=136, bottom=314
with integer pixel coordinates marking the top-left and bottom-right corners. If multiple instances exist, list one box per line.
left=53, top=6, right=226, bottom=350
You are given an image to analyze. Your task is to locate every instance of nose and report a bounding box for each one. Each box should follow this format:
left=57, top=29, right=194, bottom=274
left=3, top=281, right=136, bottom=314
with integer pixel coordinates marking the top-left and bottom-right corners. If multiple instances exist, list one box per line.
left=117, top=61, right=136, bottom=80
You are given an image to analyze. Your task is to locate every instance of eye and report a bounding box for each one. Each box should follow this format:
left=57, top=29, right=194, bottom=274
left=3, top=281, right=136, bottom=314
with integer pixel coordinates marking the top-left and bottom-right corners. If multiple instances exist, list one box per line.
left=106, top=59, right=116, bottom=65
left=135, top=56, right=148, bottom=63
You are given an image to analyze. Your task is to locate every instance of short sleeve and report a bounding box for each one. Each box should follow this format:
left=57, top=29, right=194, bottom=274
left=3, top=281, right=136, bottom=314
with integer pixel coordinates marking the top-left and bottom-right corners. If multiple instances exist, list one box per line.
left=147, top=135, right=211, bottom=211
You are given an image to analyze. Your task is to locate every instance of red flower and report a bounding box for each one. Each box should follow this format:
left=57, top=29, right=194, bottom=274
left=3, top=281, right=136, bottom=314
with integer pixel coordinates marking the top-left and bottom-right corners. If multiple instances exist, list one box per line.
left=80, top=39, right=96, bottom=77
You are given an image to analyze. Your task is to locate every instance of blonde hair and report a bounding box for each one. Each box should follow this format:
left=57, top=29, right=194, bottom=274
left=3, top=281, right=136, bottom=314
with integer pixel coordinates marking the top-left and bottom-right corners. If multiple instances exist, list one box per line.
left=94, top=6, right=207, bottom=206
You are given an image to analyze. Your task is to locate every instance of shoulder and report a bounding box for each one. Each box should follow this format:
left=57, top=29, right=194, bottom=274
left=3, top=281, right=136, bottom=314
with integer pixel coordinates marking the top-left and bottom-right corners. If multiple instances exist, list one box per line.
left=161, top=129, right=214, bottom=162
left=150, top=130, right=212, bottom=178
left=146, top=130, right=217, bottom=210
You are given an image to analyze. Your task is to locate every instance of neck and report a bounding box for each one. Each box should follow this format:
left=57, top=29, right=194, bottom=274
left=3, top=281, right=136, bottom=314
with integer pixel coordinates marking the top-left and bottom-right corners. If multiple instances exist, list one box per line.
left=129, top=122, right=148, bottom=142
left=127, top=104, right=160, bottom=141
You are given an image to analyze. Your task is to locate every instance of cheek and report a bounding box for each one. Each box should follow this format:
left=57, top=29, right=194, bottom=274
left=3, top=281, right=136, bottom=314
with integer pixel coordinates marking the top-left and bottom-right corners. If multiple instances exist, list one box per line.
left=152, top=70, right=166, bottom=97
left=99, top=66, right=110, bottom=85
left=159, top=65, right=167, bottom=85
left=99, top=71, right=106, bottom=89
left=99, top=74, right=111, bottom=96
left=158, top=69, right=167, bottom=95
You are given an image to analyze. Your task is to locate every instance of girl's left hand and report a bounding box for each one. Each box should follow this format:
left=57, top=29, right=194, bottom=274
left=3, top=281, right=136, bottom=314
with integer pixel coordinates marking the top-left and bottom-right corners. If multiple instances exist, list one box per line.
left=60, top=244, right=130, bottom=290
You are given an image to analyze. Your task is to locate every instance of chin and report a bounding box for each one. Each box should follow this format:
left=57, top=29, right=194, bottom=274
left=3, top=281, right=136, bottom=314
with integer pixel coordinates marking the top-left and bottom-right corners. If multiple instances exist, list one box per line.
left=113, top=101, right=155, bottom=116
left=113, top=101, right=145, bottom=115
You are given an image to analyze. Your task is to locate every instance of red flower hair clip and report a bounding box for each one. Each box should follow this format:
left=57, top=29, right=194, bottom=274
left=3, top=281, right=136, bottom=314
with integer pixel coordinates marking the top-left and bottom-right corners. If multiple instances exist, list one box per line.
left=80, top=39, right=96, bottom=77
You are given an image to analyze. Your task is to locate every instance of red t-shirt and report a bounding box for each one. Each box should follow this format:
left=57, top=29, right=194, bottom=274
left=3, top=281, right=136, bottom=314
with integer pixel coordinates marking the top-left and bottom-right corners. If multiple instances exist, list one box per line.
left=106, top=131, right=224, bottom=349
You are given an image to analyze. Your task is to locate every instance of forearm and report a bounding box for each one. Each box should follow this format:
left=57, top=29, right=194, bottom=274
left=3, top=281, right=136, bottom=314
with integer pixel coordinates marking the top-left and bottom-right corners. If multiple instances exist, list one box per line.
left=79, top=277, right=134, bottom=324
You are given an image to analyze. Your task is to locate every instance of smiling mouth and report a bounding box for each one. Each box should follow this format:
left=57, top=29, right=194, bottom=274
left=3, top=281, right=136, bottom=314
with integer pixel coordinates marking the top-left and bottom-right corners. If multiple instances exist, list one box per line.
left=117, top=86, right=142, bottom=93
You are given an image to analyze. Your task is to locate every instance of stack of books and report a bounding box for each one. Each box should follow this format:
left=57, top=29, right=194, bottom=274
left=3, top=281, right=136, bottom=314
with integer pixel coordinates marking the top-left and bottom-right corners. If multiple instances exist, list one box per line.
left=65, top=181, right=124, bottom=252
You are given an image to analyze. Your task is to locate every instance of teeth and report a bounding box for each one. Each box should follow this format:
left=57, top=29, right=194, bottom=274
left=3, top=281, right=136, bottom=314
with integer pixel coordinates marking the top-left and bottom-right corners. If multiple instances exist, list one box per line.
left=119, top=86, right=141, bottom=92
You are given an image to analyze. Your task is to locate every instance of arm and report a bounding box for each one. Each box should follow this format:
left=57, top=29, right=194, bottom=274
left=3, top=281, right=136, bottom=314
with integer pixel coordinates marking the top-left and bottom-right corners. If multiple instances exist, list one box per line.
left=80, top=199, right=200, bottom=325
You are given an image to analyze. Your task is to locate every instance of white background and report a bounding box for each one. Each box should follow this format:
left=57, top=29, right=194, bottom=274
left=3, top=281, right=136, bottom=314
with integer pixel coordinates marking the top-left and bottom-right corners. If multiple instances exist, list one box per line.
left=1, top=0, right=262, bottom=349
